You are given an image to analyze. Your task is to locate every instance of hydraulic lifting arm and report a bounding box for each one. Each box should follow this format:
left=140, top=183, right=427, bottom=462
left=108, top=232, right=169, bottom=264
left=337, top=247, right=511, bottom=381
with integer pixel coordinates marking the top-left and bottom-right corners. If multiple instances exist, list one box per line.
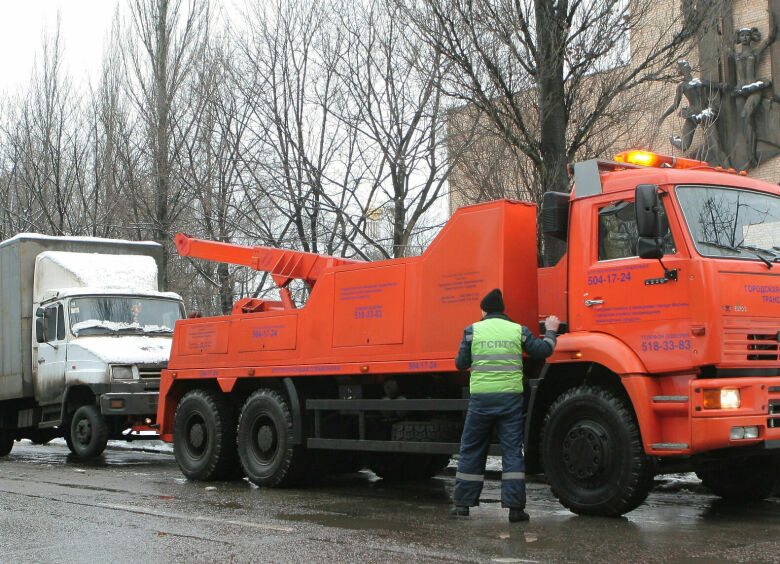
left=174, top=234, right=362, bottom=308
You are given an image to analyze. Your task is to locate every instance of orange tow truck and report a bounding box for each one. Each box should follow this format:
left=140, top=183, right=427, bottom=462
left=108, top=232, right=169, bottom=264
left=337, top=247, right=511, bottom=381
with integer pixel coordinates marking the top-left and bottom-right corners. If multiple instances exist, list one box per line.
left=157, top=150, right=779, bottom=515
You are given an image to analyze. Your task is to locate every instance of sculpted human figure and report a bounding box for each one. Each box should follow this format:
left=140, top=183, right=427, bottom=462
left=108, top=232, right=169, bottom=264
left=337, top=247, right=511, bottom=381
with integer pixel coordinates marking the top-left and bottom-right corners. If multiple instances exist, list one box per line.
left=731, top=17, right=776, bottom=166
left=658, top=60, right=726, bottom=160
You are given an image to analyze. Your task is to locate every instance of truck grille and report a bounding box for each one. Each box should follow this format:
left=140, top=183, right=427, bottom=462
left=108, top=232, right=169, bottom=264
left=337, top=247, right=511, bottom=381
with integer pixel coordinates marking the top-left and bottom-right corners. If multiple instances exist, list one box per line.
left=723, top=318, right=780, bottom=363
left=138, top=365, right=164, bottom=380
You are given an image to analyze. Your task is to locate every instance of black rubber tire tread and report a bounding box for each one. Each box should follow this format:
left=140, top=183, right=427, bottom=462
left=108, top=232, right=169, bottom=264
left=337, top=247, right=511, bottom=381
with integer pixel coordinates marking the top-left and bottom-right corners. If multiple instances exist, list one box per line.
left=0, top=431, right=13, bottom=457
left=237, top=388, right=310, bottom=487
left=696, top=455, right=779, bottom=501
left=69, top=405, right=109, bottom=458
left=173, top=389, right=240, bottom=481
left=370, top=422, right=452, bottom=481
left=541, top=385, right=656, bottom=516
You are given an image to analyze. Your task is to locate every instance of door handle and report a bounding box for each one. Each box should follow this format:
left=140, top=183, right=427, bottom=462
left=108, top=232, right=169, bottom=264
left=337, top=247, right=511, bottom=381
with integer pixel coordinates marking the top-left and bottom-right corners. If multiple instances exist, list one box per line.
left=584, top=299, right=604, bottom=307
left=38, top=359, right=45, bottom=364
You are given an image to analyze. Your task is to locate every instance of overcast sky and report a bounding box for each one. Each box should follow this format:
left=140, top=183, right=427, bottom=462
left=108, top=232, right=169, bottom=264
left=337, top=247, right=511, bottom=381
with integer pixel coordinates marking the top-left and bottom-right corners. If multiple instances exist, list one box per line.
left=0, top=1, right=121, bottom=95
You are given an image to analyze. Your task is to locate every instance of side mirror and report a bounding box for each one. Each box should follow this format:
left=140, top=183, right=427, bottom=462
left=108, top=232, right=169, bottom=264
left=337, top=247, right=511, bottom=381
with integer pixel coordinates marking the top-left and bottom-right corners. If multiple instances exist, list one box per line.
left=635, top=184, right=663, bottom=237
left=35, top=307, right=45, bottom=318
left=35, top=317, right=46, bottom=343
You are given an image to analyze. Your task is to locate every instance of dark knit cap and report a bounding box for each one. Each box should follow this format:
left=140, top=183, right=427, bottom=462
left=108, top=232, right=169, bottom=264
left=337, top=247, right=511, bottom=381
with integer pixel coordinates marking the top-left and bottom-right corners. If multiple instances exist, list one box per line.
left=480, top=288, right=504, bottom=314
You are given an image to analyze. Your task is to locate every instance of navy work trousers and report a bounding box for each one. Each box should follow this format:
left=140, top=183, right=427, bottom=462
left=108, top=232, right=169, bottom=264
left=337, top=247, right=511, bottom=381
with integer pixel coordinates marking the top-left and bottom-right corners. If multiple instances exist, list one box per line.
left=453, top=392, right=526, bottom=509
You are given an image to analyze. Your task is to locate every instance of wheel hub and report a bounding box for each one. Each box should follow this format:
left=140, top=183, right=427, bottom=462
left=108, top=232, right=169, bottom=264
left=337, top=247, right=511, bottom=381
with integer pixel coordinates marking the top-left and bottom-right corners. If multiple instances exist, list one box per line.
left=561, top=422, right=607, bottom=480
left=256, top=424, right=275, bottom=454
left=189, top=423, right=205, bottom=450
left=74, top=419, right=92, bottom=444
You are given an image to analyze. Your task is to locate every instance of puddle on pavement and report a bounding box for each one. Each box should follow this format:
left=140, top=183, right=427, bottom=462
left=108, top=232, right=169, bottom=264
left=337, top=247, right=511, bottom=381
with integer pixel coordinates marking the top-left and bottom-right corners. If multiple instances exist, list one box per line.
left=279, top=511, right=405, bottom=532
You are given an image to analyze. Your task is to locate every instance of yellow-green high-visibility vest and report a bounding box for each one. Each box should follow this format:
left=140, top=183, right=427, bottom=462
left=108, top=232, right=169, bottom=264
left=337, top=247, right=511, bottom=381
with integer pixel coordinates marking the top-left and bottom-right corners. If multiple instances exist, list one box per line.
left=470, top=317, right=524, bottom=394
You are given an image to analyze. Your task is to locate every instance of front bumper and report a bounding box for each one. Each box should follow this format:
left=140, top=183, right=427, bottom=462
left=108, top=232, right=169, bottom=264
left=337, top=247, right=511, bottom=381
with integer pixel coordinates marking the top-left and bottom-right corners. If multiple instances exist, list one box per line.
left=690, top=376, right=780, bottom=452
left=99, top=391, right=158, bottom=417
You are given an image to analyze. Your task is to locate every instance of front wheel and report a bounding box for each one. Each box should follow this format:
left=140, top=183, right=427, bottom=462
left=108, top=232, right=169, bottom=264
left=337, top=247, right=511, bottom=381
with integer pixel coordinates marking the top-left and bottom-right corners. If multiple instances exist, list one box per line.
left=0, top=430, right=14, bottom=457
left=541, top=385, right=656, bottom=516
left=70, top=405, right=109, bottom=458
left=173, top=389, right=239, bottom=481
left=696, top=455, right=779, bottom=501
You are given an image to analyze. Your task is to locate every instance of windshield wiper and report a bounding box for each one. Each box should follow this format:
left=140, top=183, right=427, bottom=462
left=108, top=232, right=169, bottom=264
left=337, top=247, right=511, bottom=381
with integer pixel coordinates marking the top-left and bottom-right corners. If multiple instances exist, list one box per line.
left=698, top=240, right=772, bottom=269
left=74, top=326, right=119, bottom=336
left=116, top=326, right=145, bottom=335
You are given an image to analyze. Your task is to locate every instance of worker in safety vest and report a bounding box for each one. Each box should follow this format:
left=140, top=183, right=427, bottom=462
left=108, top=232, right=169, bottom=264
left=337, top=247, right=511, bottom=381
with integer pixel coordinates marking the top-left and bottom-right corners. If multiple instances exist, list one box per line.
left=451, top=288, right=559, bottom=522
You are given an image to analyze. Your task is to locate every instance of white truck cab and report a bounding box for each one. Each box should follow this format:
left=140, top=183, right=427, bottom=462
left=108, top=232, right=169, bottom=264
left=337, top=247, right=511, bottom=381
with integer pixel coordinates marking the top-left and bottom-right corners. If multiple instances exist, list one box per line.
left=0, top=236, right=184, bottom=459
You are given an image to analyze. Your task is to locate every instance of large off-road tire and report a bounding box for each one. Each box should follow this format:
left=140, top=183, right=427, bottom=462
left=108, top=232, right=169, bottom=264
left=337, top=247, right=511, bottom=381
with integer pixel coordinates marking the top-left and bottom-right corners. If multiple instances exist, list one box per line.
left=696, top=455, right=779, bottom=501
left=541, top=385, right=656, bottom=516
left=69, top=405, right=109, bottom=458
left=173, top=389, right=240, bottom=481
left=237, top=389, right=310, bottom=487
left=0, top=431, right=14, bottom=457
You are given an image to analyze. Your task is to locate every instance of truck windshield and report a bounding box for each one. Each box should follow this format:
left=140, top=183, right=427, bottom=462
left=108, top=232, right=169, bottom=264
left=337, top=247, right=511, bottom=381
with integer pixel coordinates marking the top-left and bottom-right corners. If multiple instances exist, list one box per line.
left=676, top=186, right=780, bottom=263
left=69, top=297, right=183, bottom=336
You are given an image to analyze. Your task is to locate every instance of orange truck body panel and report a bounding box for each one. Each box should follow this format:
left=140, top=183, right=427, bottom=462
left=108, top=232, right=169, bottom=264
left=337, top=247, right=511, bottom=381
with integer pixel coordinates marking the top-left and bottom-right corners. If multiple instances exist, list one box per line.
left=158, top=200, right=539, bottom=440
left=158, top=161, right=780, bottom=461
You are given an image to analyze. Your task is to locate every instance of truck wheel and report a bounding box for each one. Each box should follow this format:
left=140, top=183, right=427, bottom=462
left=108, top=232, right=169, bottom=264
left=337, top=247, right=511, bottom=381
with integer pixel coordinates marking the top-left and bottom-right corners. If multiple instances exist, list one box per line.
left=696, top=455, right=779, bottom=501
left=173, top=389, right=240, bottom=481
left=238, top=389, right=308, bottom=487
left=541, top=385, right=656, bottom=516
left=70, top=405, right=109, bottom=458
left=0, top=431, right=13, bottom=457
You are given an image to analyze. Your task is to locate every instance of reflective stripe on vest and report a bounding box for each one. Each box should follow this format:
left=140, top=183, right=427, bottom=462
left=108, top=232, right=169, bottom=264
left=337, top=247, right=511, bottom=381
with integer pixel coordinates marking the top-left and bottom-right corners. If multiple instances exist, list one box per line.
left=469, top=318, right=524, bottom=394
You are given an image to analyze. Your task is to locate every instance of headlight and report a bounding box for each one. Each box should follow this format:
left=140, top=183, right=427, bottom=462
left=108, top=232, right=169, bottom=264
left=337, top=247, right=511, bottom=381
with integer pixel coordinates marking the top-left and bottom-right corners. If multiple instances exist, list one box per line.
left=702, top=388, right=740, bottom=409
left=111, top=365, right=134, bottom=380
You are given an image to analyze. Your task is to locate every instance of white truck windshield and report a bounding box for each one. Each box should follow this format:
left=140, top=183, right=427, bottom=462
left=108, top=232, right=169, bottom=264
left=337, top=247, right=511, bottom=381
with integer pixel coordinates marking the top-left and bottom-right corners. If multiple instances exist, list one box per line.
left=70, top=297, right=183, bottom=336
left=676, top=185, right=780, bottom=264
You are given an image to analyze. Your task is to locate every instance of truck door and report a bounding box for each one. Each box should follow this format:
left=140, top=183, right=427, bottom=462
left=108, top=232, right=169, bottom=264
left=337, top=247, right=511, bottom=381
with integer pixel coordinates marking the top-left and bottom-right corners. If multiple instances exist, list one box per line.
left=569, top=196, right=693, bottom=373
left=35, top=303, right=67, bottom=405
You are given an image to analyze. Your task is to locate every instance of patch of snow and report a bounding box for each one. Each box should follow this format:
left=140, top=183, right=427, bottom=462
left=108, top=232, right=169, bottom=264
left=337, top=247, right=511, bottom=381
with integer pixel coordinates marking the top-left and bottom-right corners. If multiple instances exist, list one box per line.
left=688, top=78, right=702, bottom=86
left=75, top=335, right=172, bottom=364
left=72, top=320, right=174, bottom=335
left=37, top=251, right=159, bottom=292
left=55, top=288, right=182, bottom=300
left=3, top=233, right=160, bottom=247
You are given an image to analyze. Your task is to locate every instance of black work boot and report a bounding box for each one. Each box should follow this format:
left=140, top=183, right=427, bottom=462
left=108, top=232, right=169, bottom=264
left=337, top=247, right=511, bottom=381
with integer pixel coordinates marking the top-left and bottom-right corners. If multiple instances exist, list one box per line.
left=449, top=505, right=469, bottom=518
left=508, top=508, right=530, bottom=523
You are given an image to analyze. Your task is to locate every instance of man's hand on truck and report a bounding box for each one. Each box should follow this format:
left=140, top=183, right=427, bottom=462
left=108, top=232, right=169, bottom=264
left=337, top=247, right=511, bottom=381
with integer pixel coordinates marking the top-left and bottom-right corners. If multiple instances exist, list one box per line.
left=545, top=315, right=560, bottom=333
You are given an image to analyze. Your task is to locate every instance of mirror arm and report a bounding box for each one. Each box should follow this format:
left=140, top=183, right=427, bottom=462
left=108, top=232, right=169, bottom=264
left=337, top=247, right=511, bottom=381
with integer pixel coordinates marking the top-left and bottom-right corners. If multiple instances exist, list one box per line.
left=645, top=257, right=678, bottom=285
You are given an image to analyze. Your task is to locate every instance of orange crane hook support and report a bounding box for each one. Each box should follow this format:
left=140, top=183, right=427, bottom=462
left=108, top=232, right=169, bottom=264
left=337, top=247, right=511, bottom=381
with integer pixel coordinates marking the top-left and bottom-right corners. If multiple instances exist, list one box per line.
left=174, top=233, right=363, bottom=293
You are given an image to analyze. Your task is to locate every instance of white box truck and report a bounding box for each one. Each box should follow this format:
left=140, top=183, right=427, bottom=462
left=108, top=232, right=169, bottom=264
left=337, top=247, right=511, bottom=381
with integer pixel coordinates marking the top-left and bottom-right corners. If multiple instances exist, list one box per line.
left=0, top=234, right=184, bottom=458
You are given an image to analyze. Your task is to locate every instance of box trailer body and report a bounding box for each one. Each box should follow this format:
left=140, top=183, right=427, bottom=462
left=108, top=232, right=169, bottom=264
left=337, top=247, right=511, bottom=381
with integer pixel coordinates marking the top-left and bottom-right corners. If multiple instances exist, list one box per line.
left=157, top=150, right=780, bottom=515
left=0, top=234, right=184, bottom=459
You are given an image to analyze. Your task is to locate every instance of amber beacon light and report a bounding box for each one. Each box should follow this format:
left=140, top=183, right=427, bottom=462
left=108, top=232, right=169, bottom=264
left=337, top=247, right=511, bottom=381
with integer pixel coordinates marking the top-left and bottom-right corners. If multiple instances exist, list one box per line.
left=613, top=150, right=707, bottom=170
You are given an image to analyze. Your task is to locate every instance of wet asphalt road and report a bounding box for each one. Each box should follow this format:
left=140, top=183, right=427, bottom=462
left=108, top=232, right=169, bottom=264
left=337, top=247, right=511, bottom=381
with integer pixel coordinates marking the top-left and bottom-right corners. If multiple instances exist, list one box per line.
left=0, top=442, right=779, bottom=563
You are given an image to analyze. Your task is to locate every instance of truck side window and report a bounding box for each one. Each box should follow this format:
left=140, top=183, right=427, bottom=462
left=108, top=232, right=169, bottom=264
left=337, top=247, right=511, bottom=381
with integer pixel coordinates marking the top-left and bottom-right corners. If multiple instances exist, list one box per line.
left=57, top=304, right=65, bottom=341
left=44, top=307, right=57, bottom=342
left=598, top=201, right=676, bottom=260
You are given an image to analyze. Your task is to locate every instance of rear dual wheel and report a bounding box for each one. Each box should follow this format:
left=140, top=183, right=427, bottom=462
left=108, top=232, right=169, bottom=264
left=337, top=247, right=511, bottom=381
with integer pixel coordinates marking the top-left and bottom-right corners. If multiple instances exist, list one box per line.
left=237, top=389, right=309, bottom=487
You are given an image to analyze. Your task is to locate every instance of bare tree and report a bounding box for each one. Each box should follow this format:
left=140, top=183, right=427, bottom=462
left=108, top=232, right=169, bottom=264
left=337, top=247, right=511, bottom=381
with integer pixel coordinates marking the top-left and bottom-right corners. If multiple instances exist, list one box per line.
left=3, top=25, right=88, bottom=236
left=403, top=0, right=723, bottom=197
left=337, top=0, right=473, bottom=258
left=123, top=0, right=210, bottom=288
